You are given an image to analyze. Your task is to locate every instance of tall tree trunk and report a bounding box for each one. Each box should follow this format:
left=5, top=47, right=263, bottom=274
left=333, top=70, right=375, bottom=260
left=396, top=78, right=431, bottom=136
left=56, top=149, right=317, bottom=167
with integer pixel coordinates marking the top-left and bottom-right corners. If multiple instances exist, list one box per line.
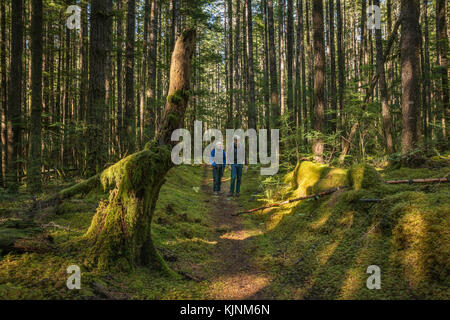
left=286, top=0, right=294, bottom=125
left=86, top=0, right=113, bottom=176
left=267, top=0, right=279, bottom=128
left=312, top=0, right=325, bottom=163
left=28, top=0, right=43, bottom=191
left=7, top=0, right=24, bottom=191
left=374, top=0, right=394, bottom=155
left=83, top=30, right=196, bottom=272
left=233, top=0, right=241, bottom=127
left=116, top=0, right=124, bottom=156
left=227, top=0, right=233, bottom=128
left=328, top=0, right=336, bottom=133
left=400, top=0, right=420, bottom=154
left=125, top=0, right=136, bottom=154
left=278, top=1, right=286, bottom=116
left=263, top=0, right=270, bottom=130
left=0, top=0, right=7, bottom=187
left=299, top=0, right=307, bottom=142
left=422, top=0, right=431, bottom=144
left=246, top=0, right=256, bottom=129
left=336, top=0, right=344, bottom=136
left=436, top=0, right=448, bottom=139
left=147, top=0, right=158, bottom=139
left=139, top=0, right=150, bottom=149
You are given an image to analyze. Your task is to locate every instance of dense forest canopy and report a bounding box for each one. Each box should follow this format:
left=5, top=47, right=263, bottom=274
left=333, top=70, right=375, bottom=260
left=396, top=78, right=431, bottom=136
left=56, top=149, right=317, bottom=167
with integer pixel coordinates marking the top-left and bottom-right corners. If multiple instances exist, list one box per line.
left=0, top=0, right=448, bottom=192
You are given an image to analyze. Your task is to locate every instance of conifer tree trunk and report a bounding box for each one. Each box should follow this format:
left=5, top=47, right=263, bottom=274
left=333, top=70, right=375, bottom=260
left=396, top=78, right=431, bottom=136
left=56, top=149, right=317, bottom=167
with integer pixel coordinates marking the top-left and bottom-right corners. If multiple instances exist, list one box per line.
left=6, top=0, right=24, bottom=192
left=28, top=0, right=43, bottom=191
left=312, top=0, right=325, bottom=163
left=400, top=0, right=420, bottom=153
left=86, top=0, right=113, bottom=176
left=267, top=0, right=279, bottom=128
left=374, top=0, right=394, bottom=155
left=436, top=0, right=448, bottom=139
left=246, top=0, right=256, bottom=130
left=125, top=0, right=136, bottom=154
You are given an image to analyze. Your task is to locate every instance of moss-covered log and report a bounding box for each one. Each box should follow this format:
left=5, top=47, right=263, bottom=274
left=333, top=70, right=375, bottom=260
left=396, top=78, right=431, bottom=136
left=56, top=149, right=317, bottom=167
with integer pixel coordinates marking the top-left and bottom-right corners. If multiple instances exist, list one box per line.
left=80, top=29, right=196, bottom=272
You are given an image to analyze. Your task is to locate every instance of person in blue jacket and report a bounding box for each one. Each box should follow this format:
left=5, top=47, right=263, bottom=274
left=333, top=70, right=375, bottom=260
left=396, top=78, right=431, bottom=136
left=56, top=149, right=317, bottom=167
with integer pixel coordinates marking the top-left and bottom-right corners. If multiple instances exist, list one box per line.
left=210, top=141, right=226, bottom=196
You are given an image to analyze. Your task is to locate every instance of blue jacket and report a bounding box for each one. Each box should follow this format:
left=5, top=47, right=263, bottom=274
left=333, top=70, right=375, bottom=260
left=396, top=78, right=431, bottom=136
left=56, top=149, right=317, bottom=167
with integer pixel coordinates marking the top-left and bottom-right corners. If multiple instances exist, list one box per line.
left=210, top=148, right=226, bottom=167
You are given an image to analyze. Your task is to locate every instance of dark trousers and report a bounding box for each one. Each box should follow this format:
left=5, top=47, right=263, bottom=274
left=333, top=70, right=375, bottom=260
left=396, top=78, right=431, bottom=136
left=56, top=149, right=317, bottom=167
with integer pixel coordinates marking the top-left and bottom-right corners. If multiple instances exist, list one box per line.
left=213, top=165, right=224, bottom=192
left=230, top=164, right=243, bottom=194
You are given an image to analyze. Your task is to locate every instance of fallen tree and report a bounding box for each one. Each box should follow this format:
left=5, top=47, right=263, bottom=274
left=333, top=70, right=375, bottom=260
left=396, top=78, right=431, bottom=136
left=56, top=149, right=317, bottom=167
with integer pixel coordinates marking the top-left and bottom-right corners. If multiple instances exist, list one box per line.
left=42, top=29, right=196, bottom=273
left=235, top=177, right=449, bottom=215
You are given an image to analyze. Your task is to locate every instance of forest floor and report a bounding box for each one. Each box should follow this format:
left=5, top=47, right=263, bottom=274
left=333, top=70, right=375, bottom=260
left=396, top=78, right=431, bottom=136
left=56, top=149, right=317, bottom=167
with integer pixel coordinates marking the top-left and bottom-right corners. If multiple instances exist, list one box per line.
left=0, top=156, right=449, bottom=299
left=198, top=167, right=270, bottom=299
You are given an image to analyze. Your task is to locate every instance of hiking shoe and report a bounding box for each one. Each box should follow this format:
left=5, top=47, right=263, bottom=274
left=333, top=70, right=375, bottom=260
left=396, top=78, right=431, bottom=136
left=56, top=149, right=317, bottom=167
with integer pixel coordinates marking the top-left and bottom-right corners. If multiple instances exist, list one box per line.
left=235, top=193, right=240, bottom=198
left=213, top=192, right=219, bottom=196
left=227, top=193, right=234, bottom=197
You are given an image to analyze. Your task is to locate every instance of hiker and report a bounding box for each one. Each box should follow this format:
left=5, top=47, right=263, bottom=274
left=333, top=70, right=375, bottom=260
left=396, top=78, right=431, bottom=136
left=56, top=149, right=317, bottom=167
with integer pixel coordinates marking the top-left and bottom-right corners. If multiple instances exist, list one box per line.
left=210, top=141, right=226, bottom=196
left=227, top=136, right=248, bottom=197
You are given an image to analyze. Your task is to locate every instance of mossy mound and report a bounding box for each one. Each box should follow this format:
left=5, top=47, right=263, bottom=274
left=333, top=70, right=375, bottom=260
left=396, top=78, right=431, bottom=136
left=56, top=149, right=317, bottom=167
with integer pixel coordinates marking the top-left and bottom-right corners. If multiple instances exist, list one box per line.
left=288, top=161, right=349, bottom=197
left=347, top=163, right=383, bottom=190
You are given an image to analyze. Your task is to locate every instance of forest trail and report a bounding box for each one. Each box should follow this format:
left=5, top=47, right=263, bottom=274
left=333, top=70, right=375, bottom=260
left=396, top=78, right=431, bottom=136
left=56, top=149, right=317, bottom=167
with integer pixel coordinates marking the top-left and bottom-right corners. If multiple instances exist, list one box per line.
left=200, top=166, right=271, bottom=300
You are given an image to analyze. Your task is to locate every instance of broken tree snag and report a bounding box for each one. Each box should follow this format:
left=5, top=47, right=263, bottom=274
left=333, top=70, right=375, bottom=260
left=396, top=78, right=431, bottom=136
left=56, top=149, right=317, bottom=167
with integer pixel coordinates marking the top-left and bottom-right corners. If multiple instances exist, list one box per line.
left=83, top=29, right=196, bottom=273
left=233, top=186, right=349, bottom=216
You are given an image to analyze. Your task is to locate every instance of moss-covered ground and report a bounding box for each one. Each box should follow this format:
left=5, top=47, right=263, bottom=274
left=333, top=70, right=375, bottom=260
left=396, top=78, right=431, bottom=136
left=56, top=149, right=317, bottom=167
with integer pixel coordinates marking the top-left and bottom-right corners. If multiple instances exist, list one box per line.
left=0, top=159, right=449, bottom=299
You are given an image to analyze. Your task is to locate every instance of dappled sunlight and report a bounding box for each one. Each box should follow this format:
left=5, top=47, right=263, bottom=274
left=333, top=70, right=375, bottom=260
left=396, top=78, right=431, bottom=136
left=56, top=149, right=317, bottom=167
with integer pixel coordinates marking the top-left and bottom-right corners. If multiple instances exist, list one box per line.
left=339, top=267, right=364, bottom=299
left=208, top=273, right=272, bottom=300
left=165, top=237, right=218, bottom=246
left=220, top=228, right=263, bottom=240
left=393, top=210, right=427, bottom=290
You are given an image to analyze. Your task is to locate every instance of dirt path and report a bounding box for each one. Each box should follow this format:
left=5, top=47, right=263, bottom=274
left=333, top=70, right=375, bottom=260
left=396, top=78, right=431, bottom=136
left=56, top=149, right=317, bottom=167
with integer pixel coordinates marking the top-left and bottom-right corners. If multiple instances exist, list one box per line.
left=200, top=166, right=271, bottom=300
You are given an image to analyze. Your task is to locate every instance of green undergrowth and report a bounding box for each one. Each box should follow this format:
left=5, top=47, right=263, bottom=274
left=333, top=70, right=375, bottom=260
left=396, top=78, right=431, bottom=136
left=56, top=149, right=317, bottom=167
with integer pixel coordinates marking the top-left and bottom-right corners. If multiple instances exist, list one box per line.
left=236, top=160, right=450, bottom=299
left=0, top=165, right=213, bottom=299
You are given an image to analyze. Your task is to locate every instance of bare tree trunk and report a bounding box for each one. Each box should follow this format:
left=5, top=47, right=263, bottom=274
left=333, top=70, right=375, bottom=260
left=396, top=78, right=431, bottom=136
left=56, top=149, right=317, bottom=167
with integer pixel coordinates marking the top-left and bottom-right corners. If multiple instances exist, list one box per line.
left=6, top=0, right=24, bottom=191
left=246, top=0, right=256, bottom=129
left=436, top=0, right=448, bottom=139
left=267, top=0, right=279, bottom=128
left=227, top=0, right=233, bottom=128
left=28, top=0, right=43, bottom=191
left=328, top=0, right=336, bottom=133
left=400, top=0, right=420, bottom=154
left=86, top=0, right=113, bottom=176
left=336, top=0, right=344, bottom=137
left=125, top=0, right=136, bottom=154
left=286, top=0, right=294, bottom=125
left=147, top=0, right=158, bottom=139
left=0, top=0, right=7, bottom=187
left=374, top=0, right=394, bottom=155
left=312, top=0, right=325, bottom=163
left=233, top=0, right=242, bottom=128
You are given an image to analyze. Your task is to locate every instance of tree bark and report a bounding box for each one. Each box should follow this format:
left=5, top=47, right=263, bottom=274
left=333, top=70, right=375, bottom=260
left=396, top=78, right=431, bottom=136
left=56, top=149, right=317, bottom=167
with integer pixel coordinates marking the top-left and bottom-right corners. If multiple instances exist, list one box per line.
left=374, top=0, right=394, bottom=155
left=28, top=0, right=43, bottom=191
left=286, top=0, right=294, bottom=125
left=246, top=0, right=256, bottom=130
left=267, top=0, right=279, bottom=128
left=125, top=0, right=136, bottom=154
left=86, top=0, right=113, bottom=176
left=400, top=0, right=420, bottom=153
left=312, top=0, right=325, bottom=163
left=0, top=0, right=7, bottom=187
left=6, top=0, right=24, bottom=192
left=436, top=0, right=448, bottom=139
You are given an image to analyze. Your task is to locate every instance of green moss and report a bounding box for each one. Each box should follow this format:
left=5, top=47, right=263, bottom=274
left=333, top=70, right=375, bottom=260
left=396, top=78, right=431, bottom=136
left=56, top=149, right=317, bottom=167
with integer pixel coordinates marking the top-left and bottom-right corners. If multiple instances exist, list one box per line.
left=347, top=163, right=383, bottom=190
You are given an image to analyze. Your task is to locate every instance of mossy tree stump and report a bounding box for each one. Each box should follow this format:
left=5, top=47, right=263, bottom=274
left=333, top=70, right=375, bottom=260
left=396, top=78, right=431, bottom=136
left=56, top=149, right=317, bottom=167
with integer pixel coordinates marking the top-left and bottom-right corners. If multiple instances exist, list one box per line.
left=63, top=29, right=197, bottom=272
